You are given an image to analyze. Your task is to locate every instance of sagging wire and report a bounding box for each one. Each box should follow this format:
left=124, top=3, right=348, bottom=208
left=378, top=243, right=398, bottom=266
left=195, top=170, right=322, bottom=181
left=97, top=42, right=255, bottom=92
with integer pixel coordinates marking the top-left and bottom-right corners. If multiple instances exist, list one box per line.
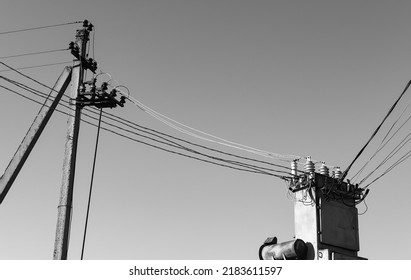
left=0, top=77, right=292, bottom=180
left=115, top=88, right=303, bottom=163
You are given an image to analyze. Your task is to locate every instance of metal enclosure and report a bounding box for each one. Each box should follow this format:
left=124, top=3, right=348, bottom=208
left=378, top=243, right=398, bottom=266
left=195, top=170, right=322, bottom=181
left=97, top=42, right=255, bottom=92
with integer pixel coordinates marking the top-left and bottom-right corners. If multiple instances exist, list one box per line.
left=320, top=199, right=359, bottom=251
left=294, top=173, right=365, bottom=260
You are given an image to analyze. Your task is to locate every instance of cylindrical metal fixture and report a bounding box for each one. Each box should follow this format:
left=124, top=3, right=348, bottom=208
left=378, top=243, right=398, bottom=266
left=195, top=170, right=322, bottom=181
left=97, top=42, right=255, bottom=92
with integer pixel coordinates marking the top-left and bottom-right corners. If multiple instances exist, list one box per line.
left=260, top=239, right=307, bottom=260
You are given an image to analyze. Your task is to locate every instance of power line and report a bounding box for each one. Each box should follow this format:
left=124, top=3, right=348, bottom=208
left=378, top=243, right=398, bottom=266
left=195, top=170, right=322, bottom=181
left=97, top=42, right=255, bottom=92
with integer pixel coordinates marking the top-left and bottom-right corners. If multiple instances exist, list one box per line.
left=1, top=73, right=296, bottom=176
left=0, top=21, right=82, bottom=35
left=0, top=60, right=303, bottom=170
left=0, top=61, right=73, bottom=73
left=359, top=131, right=411, bottom=186
left=0, top=80, right=291, bottom=179
left=124, top=93, right=302, bottom=162
left=0, top=48, right=68, bottom=60
left=350, top=99, right=411, bottom=183
left=362, top=148, right=411, bottom=189
left=99, top=109, right=293, bottom=171
left=341, top=79, right=411, bottom=181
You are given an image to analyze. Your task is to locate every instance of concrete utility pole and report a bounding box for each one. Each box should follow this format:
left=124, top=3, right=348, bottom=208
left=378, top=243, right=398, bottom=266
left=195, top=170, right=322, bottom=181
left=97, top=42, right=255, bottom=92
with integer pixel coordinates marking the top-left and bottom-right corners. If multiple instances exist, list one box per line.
left=53, top=20, right=124, bottom=260
left=53, top=20, right=94, bottom=260
left=260, top=158, right=368, bottom=260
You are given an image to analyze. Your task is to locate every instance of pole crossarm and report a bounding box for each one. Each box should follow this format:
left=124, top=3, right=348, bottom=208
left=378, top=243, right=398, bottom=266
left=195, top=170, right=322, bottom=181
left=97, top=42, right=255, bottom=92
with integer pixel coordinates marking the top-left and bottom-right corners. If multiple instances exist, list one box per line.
left=0, top=66, right=72, bottom=204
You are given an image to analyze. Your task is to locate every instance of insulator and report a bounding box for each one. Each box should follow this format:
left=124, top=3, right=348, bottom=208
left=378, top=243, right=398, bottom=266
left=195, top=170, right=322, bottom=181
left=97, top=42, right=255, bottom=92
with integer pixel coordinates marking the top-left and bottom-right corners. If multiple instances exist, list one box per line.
left=87, top=23, right=94, bottom=32
left=334, top=167, right=342, bottom=179
left=318, top=162, right=329, bottom=176
left=291, top=160, right=298, bottom=176
left=304, top=156, right=315, bottom=173
left=110, top=89, right=117, bottom=97
left=101, top=82, right=108, bottom=91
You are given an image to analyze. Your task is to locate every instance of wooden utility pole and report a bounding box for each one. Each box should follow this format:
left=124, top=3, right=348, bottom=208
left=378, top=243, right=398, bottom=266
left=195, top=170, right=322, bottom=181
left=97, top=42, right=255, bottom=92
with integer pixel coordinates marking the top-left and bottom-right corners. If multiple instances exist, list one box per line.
left=53, top=20, right=94, bottom=260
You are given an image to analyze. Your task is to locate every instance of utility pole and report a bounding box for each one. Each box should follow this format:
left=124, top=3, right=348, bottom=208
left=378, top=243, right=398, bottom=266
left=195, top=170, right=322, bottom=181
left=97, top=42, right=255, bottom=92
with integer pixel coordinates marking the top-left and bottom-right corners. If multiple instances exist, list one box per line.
left=53, top=20, right=125, bottom=260
left=259, top=158, right=369, bottom=260
left=53, top=20, right=95, bottom=260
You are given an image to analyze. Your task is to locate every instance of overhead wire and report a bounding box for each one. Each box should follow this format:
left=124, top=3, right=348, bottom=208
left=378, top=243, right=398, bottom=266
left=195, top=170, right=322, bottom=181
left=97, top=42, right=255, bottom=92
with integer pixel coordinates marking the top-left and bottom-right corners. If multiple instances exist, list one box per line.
left=96, top=108, right=292, bottom=172
left=362, top=149, right=411, bottom=190
left=0, top=77, right=291, bottom=179
left=341, top=79, right=411, bottom=181
left=0, top=60, right=303, bottom=175
left=350, top=98, right=411, bottom=183
left=359, top=131, right=411, bottom=186
left=0, top=48, right=69, bottom=60
left=121, top=92, right=302, bottom=162
left=0, top=21, right=83, bottom=35
left=0, top=61, right=297, bottom=176
left=0, top=61, right=73, bottom=73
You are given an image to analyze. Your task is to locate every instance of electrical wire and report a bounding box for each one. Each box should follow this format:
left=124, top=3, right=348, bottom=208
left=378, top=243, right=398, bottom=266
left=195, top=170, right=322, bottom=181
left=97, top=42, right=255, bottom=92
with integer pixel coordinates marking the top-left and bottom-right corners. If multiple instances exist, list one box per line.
left=350, top=98, right=411, bottom=183
left=0, top=21, right=82, bottom=35
left=0, top=73, right=296, bottom=176
left=341, top=79, right=411, bottom=181
left=81, top=108, right=103, bottom=260
left=122, top=92, right=302, bottom=162
left=0, top=48, right=68, bottom=60
left=360, top=133, right=411, bottom=187
left=0, top=60, right=304, bottom=171
left=98, top=110, right=292, bottom=171
left=0, top=61, right=73, bottom=73
left=0, top=61, right=73, bottom=90
left=0, top=60, right=298, bottom=178
left=0, top=80, right=291, bottom=179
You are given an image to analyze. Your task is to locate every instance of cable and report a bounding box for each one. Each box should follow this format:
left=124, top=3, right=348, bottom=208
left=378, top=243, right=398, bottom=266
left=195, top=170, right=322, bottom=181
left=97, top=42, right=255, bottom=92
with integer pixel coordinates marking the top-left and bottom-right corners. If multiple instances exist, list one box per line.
left=81, top=108, right=103, bottom=260
left=0, top=48, right=68, bottom=60
left=123, top=93, right=302, bottom=162
left=0, top=61, right=73, bottom=73
left=341, top=79, right=411, bottom=181
left=360, top=133, right=411, bottom=186
left=362, top=149, right=411, bottom=189
left=0, top=81, right=290, bottom=179
left=0, top=84, right=45, bottom=106
left=99, top=110, right=292, bottom=171
left=0, top=64, right=296, bottom=178
left=0, top=61, right=72, bottom=90
left=0, top=21, right=82, bottom=35
left=351, top=98, right=411, bottom=183
left=1, top=74, right=295, bottom=175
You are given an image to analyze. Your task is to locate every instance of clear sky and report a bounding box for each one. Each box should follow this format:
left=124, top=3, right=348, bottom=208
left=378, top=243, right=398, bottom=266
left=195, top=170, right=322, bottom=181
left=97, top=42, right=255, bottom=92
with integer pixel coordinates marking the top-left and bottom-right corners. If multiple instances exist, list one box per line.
left=0, top=0, right=411, bottom=260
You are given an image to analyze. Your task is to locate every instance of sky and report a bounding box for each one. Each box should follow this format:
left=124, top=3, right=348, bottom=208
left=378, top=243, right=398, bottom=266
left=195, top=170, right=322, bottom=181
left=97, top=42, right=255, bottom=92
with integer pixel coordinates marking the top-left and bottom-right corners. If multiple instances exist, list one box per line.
left=0, top=0, right=411, bottom=260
